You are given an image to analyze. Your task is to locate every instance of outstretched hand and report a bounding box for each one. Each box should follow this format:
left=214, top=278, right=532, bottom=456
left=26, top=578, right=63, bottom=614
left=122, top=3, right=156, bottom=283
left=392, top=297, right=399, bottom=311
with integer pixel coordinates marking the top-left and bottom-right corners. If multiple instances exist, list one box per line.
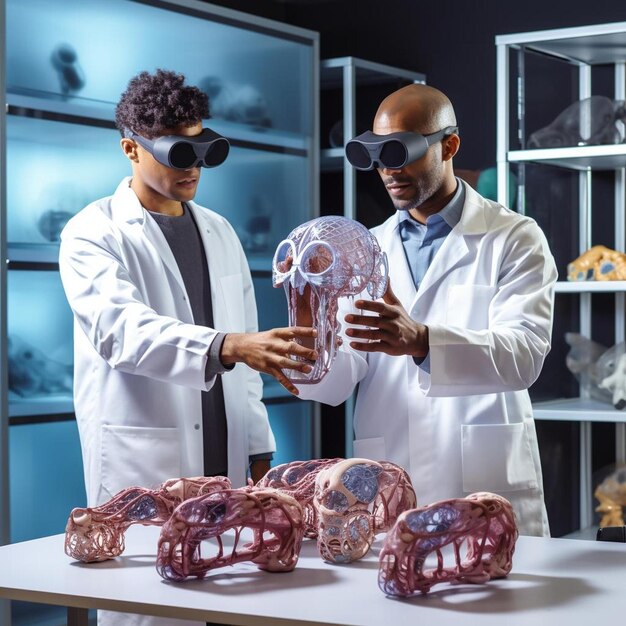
left=221, top=327, right=318, bottom=395
left=344, top=280, right=429, bottom=357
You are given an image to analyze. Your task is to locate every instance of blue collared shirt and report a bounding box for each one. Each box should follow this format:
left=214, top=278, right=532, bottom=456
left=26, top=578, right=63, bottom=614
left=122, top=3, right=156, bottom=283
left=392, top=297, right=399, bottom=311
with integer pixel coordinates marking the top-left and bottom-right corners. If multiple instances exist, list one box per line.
left=397, top=179, right=465, bottom=369
left=398, top=179, right=465, bottom=289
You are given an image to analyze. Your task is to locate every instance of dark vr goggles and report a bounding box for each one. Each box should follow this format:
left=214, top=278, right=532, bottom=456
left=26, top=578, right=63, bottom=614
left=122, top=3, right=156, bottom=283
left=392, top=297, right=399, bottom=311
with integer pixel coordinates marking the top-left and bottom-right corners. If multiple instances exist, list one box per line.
left=345, top=126, right=458, bottom=171
left=125, top=127, right=230, bottom=169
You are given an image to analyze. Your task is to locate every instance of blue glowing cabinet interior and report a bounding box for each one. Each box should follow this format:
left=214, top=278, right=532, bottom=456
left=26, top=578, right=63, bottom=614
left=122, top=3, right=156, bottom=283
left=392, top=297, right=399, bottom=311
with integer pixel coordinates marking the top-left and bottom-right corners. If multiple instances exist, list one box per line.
left=2, top=0, right=319, bottom=565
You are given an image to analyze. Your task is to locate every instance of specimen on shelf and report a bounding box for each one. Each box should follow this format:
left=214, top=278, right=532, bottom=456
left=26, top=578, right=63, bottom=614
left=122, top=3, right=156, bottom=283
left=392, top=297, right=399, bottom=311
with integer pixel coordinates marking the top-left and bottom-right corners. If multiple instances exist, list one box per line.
left=528, top=95, right=626, bottom=149
left=567, top=245, right=626, bottom=282
left=595, top=466, right=626, bottom=527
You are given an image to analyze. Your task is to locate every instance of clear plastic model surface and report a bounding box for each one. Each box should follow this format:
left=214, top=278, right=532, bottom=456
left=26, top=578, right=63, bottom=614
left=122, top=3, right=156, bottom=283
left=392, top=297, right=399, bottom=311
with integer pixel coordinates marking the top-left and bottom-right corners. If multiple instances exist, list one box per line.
left=528, top=96, right=626, bottom=149
left=567, top=245, right=626, bottom=282
left=378, top=492, right=518, bottom=596
left=272, top=216, right=389, bottom=384
left=65, top=476, right=231, bottom=563
left=595, top=466, right=626, bottom=527
left=256, top=458, right=343, bottom=538
left=156, top=487, right=304, bottom=581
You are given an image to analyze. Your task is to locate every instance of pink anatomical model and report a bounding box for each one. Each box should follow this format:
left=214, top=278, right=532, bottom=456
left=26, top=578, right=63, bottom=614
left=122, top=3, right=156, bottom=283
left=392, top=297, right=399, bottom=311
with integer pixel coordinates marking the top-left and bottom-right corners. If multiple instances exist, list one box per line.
left=65, top=476, right=231, bottom=563
left=314, top=458, right=386, bottom=564
left=256, top=458, right=343, bottom=538
left=272, top=216, right=388, bottom=383
left=156, top=487, right=304, bottom=581
left=378, top=492, right=518, bottom=596
left=373, top=461, right=417, bottom=534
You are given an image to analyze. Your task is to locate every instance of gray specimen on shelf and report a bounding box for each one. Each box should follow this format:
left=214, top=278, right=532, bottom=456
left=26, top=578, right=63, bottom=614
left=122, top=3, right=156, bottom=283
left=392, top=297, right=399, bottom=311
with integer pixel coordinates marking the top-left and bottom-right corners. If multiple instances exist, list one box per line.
left=50, top=43, right=85, bottom=96
left=199, top=76, right=272, bottom=128
left=565, top=332, right=626, bottom=409
left=8, top=335, right=72, bottom=397
left=528, top=95, right=626, bottom=149
left=37, top=210, right=73, bottom=242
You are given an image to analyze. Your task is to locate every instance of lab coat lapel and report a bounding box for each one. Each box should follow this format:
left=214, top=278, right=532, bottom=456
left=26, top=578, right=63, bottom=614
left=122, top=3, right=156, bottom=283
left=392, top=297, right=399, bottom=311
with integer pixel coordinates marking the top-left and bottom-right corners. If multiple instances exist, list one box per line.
left=110, top=178, right=190, bottom=308
left=376, top=215, right=416, bottom=311
left=187, top=203, right=226, bottom=331
left=411, top=182, right=488, bottom=311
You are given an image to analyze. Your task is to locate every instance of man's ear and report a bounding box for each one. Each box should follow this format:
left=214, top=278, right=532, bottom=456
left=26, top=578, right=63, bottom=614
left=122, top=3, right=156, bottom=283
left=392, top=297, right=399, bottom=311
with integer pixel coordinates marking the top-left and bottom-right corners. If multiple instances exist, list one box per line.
left=120, top=137, right=139, bottom=163
left=442, top=133, right=460, bottom=162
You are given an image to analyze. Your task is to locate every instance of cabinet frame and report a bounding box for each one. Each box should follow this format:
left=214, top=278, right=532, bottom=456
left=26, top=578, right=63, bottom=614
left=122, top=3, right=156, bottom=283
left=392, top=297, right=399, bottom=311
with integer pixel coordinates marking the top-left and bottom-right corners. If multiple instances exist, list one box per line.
left=496, top=21, right=626, bottom=531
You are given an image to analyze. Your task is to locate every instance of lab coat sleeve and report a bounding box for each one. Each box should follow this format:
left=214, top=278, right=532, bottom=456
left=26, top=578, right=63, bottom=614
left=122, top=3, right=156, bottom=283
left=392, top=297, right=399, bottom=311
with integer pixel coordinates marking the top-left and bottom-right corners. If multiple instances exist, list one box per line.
left=419, top=219, right=557, bottom=396
left=235, top=241, right=276, bottom=456
left=59, top=224, right=216, bottom=391
left=295, top=296, right=369, bottom=406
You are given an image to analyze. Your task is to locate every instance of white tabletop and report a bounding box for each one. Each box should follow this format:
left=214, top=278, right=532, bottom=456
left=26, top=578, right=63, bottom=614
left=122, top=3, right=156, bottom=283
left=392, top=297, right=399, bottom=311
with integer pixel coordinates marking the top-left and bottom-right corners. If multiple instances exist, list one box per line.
left=1, top=525, right=626, bottom=625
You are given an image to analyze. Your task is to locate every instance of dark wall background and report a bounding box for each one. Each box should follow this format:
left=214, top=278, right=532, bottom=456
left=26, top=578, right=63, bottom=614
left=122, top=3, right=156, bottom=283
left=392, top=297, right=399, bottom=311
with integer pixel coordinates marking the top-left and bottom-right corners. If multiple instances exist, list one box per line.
left=204, top=0, right=626, bottom=536
left=207, top=0, right=625, bottom=169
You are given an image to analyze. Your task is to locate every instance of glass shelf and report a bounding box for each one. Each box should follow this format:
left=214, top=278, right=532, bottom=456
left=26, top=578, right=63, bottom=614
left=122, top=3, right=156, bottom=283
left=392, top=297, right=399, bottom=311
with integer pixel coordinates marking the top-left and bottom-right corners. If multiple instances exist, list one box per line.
left=533, top=397, right=626, bottom=423
left=508, top=144, right=626, bottom=171
left=7, top=0, right=314, bottom=137
left=555, top=280, right=626, bottom=293
left=496, top=21, right=626, bottom=65
left=321, top=56, right=425, bottom=89
left=9, top=394, right=74, bottom=419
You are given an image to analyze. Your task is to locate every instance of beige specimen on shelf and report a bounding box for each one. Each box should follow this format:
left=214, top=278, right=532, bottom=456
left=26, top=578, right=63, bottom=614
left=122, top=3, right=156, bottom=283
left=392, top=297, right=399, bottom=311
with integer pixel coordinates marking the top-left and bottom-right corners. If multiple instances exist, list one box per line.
left=595, top=467, right=626, bottom=527
left=567, top=245, right=626, bottom=281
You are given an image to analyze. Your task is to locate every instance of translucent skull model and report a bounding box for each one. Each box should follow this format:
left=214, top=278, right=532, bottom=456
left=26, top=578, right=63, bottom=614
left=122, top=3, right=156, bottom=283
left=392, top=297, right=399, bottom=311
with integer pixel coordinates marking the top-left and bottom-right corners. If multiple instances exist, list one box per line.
left=65, top=476, right=231, bottom=563
left=378, top=492, right=518, bottom=596
left=156, top=487, right=304, bottom=581
left=272, top=216, right=388, bottom=383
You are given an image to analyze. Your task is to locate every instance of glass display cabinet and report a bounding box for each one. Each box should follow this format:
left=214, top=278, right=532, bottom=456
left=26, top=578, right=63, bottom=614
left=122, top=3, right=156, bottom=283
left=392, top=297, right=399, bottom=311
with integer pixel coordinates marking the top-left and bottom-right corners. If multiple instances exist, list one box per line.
left=496, top=21, right=626, bottom=535
left=0, top=3, right=318, bottom=622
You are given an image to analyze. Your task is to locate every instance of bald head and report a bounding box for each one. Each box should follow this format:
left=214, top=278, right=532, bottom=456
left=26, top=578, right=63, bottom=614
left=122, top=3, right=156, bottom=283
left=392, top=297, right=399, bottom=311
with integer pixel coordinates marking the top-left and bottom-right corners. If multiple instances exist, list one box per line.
left=374, top=84, right=456, bottom=135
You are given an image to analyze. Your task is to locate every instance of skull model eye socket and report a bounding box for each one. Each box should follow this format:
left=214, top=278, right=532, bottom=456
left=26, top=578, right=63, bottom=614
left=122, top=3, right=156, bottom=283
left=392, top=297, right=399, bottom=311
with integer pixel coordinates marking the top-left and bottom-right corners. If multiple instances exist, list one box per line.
left=272, top=239, right=297, bottom=280
left=300, top=241, right=335, bottom=280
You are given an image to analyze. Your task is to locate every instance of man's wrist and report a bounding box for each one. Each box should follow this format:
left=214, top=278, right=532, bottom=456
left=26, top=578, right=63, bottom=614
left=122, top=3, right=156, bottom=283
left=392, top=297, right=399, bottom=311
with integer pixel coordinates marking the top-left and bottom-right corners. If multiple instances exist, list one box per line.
left=220, top=333, right=241, bottom=366
left=413, top=324, right=429, bottom=358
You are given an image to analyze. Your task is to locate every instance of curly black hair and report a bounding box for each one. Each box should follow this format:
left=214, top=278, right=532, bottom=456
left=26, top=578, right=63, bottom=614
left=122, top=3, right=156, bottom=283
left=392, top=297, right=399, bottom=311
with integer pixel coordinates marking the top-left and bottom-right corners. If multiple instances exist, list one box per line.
left=115, top=69, right=210, bottom=138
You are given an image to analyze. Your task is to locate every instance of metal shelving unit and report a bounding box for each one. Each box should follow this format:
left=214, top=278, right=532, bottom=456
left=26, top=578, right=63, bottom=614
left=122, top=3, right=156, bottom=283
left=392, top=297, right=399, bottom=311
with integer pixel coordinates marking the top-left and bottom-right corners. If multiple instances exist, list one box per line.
left=496, top=21, right=626, bottom=532
left=320, top=57, right=425, bottom=456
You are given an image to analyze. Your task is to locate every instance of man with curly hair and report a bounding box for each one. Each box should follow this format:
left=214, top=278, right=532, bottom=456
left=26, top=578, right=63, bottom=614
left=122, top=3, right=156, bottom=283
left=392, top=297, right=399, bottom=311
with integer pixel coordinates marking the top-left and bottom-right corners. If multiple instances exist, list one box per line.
left=59, top=70, right=316, bottom=555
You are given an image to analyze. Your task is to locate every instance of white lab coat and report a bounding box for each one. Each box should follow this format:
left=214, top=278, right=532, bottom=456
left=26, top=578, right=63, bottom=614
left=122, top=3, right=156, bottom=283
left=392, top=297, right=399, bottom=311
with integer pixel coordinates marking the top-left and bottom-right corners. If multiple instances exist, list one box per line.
left=298, top=182, right=557, bottom=536
left=59, top=178, right=275, bottom=505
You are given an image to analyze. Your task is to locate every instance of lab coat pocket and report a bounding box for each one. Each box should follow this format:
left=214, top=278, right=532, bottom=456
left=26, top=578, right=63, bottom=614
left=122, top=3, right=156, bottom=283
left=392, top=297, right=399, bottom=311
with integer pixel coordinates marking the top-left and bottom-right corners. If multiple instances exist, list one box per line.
left=101, top=425, right=181, bottom=498
left=461, top=422, right=538, bottom=493
left=446, top=284, right=495, bottom=330
left=353, top=437, right=386, bottom=461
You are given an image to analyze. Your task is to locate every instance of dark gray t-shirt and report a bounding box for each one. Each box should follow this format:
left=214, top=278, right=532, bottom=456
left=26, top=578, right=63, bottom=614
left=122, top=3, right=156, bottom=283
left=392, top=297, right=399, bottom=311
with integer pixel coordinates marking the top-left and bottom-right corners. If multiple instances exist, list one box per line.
left=149, top=205, right=228, bottom=476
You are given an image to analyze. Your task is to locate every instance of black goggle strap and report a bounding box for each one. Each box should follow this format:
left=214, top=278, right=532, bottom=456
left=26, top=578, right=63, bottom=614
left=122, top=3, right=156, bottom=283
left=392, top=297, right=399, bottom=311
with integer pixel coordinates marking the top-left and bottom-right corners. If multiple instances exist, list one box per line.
left=423, top=125, right=459, bottom=146
left=125, top=129, right=156, bottom=155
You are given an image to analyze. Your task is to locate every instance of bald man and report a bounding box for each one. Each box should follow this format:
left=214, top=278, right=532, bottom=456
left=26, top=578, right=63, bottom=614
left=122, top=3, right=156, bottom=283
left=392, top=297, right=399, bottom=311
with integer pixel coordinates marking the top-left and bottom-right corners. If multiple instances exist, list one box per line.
left=297, top=84, right=558, bottom=536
